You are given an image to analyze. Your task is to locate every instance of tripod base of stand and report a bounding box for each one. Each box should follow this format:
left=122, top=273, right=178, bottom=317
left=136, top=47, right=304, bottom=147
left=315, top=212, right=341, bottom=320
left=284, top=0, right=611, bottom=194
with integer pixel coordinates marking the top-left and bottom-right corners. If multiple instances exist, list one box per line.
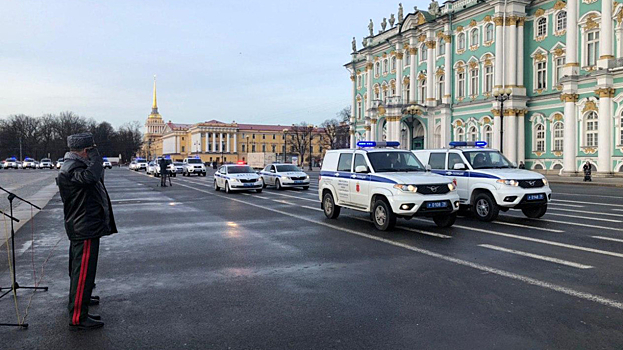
left=0, top=322, right=28, bottom=328
left=0, top=282, right=48, bottom=299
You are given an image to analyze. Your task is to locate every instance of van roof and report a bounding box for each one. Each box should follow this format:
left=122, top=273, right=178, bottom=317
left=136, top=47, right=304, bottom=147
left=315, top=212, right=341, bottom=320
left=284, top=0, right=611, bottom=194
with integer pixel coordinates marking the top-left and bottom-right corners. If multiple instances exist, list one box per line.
left=326, top=148, right=413, bottom=154
left=414, top=148, right=498, bottom=152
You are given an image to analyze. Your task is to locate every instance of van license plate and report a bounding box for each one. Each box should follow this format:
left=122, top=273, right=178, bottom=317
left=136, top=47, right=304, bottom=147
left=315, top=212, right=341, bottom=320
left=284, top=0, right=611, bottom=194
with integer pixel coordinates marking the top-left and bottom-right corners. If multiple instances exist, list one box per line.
left=243, top=183, right=254, bottom=187
left=527, top=194, right=544, bottom=201
left=426, top=201, right=448, bottom=209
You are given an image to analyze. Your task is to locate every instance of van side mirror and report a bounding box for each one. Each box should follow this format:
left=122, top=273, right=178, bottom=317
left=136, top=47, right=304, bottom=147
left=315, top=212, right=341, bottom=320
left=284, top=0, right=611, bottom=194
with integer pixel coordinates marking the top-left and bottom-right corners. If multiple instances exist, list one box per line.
left=453, top=163, right=467, bottom=171
left=425, top=164, right=432, bottom=172
left=270, top=169, right=275, bottom=173
left=355, top=165, right=369, bottom=173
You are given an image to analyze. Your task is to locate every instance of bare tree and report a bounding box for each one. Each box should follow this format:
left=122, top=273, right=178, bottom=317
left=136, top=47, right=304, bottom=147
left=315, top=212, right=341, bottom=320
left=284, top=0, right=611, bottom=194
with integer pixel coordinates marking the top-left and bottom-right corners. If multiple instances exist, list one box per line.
left=337, top=105, right=351, bottom=123
left=289, top=122, right=312, bottom=166
left=320, top=118, right=339, bottom=150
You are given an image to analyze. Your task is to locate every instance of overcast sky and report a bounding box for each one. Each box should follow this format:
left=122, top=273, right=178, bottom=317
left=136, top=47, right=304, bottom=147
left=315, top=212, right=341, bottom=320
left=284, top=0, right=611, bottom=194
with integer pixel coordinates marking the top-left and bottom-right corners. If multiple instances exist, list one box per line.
left=1, top=0, right=427, bottom=127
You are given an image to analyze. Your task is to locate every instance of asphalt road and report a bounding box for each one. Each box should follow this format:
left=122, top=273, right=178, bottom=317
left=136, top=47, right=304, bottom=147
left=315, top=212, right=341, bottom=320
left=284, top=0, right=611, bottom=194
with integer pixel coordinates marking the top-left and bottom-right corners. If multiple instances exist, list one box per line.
left=1, top=168, right=623, bottom=349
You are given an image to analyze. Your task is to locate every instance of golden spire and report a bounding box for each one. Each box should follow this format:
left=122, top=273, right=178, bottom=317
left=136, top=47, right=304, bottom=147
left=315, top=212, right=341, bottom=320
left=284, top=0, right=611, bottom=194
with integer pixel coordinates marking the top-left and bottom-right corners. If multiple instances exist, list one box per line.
left=151, top=75, right=159, bottom=115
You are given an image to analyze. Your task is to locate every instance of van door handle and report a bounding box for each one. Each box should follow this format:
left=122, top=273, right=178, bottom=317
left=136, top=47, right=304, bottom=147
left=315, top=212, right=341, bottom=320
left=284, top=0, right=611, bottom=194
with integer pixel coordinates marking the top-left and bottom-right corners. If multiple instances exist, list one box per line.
left=351, top=174, right=357, bottom=178
left=334, top=173, right=340, bottom=177
left=445, top=172, right=452, bottom=175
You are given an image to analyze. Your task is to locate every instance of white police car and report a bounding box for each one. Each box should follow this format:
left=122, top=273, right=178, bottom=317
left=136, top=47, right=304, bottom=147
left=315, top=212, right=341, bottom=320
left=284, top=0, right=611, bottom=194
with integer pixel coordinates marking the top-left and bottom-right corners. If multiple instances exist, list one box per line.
left=103, top=158, right=112, bottom=169
left=4, top=157, right=18, bottom=169
left=182, top=157, right=207, bottom=176
left=319, top=141, right=460, bottom=231
left=56, top=158, right=64, bottom=169
left=259, top=163, right=310, bottom=190
left=23, top=157, right=37, bottom=169
left=40, top=158, right=54, bottom=169
left=214, top=164, right=263, bottom=193
left=413, top=141, right=552, bottom=222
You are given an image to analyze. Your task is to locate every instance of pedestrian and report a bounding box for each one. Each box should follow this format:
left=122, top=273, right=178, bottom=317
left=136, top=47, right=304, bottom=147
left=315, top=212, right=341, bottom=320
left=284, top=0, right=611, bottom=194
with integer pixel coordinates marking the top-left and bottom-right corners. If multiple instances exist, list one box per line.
left=583, top=161, right=592, bottom=182
left=57, top=133, right=117, bottom=330
left=518, top=161, right=525, bottom=169
left=158, top=157, right=168, bottom=187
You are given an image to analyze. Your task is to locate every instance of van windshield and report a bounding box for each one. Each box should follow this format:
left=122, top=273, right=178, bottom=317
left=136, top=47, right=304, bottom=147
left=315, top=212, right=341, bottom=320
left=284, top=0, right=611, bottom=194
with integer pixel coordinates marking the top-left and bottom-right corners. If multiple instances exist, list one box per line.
left=187, top=159, right=202, bottom=164
left=464, top=150, right=513, bottom=169
left=367, top=151, right=425, bottom=172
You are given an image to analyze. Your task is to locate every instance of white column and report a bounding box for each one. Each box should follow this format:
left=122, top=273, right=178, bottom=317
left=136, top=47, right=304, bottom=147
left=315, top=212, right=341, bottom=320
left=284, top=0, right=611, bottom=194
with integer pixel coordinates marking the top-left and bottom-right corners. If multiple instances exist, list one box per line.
left=366, top=58, right=373, bottom=115
left=598, top=0, right=614, bottom=68
left=426, top=38, right=435, bottom=106
left=494, top=17, right=504, bottom=88
left=508, top=17, right=517, bottom=87
left=562, top=96, right=577, bottom=174
left=212, top=133, right=216, bottom=153
left=618, top=27, right=623, bottom=58
left=234, top=133, right=238, bottom=153
left=226, top=133, right=231, bottom=153
left=350, top=130, right=356, bottom=149
left=565, top=0, right=579, bottom=75
left=219, top=133, right=223, bottom=153
left=504, top=19, right=512, bottom=88
left=365, top=123, right=371, bottom=141
left=517, top=18, right=525, bottom=87
left=396, top=43, right=403, bottom=99
left=597, top=92, right=613, bottom=173
left=517, top=113, right=525, bottom=164
left=409, top=47, right=416, bottom=102
left=493, top=115, right=502, bottom=150
left=444, top=35, right=452, bottom=104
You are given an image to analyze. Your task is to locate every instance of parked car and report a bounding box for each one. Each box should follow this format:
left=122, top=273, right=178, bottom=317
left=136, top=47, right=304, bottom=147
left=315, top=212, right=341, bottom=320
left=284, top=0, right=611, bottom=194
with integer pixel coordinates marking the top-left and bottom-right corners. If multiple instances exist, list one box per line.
left=4, top=158, right=18, bottom=169
left=103, top=158, right=112, bottom=169
left=23, top=158, right=37, bottom=169
left=39, top=158, right=54, bottom=169
left=56, top=158, right=64, bottom=169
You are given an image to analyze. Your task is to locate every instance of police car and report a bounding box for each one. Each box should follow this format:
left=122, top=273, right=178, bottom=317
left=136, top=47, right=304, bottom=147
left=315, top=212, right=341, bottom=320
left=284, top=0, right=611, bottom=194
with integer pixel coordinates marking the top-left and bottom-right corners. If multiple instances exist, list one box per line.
left=154, top=157, right=173, bottom=177
left=56, top=158, right=64, bottom=169
left=103, top=158, right=112, bottom=169
left=259, top=163, right=310, bottom=190
left=319, top=141, right=460, bottom=231
left=214, top=164, right=263, bottom=193
left=413, top=141, right=552, bottom=221
left=182, top=157, right=207, bottom=176
left=135, top=158, right=148, bottom=171
left=40, top=158, right=54, bottom=169
left=23, top=157, right=37, bottom=169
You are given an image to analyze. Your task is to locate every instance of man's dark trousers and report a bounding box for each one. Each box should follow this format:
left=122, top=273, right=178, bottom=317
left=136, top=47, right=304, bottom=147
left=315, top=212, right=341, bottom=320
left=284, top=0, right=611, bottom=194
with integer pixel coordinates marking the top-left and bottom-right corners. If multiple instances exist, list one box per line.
left=68, top=238, right=100, bottom=325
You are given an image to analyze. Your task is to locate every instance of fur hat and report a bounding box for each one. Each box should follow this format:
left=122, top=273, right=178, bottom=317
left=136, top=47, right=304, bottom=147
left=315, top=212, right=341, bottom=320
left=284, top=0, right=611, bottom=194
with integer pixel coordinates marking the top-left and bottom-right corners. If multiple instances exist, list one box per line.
left=67, top=133, right=94, bottom=150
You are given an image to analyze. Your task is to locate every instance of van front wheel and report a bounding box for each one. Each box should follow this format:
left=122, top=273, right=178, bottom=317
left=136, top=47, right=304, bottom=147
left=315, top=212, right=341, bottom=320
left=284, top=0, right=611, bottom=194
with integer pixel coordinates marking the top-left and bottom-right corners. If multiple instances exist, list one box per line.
left=323, top=192, right=340, bottom=219
left=372, top=199, right=396, bottom=231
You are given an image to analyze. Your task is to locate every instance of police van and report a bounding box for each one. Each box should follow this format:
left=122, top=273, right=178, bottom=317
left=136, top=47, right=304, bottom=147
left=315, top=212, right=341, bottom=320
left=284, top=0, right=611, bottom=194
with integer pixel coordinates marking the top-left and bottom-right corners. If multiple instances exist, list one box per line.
left=413, top=142, right=552, bottom=222
left=319, top=141, right=460, bottom=231
left=182, top=157, right=207, bottom=176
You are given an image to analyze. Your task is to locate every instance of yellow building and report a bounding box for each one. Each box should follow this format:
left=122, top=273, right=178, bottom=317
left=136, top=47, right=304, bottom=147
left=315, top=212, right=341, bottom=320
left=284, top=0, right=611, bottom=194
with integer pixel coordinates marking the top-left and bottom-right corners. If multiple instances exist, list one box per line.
left=142, top=80, right=327, bottom=166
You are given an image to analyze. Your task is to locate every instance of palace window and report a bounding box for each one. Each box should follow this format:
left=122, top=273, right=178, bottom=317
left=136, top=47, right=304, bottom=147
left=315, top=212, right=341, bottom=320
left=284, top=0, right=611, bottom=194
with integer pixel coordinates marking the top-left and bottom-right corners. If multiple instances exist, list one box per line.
left=437, top=74, right=445, bottom=100
left=536, top=17, right=547, bottom=37
left=433, top=125, right=441, bottom=148
left=457, top=72, right=465, bottom=98
left=485, top=24, right=494, bottom=42
left=585, top=111, right=598, bottom=147
left=357, top=100, right=363, bottom=119
left=457, top=33, right=466, bottom=51
left=483, top=125, right=493, bottom=146
left=262, top=134, right=266, bottom=139
left=242, top=144, right=246, bottom=152
left=404, top=83, right=410, bottom=103
left=252, top=145, right=256, bottom=152
left=455, top=127, right=465, bottom=141
left=470, top=68, right=479, bottom=96
left=556, top=11, right=567, bottom=32
left=554, top=56, right=566, bottom=86
left=438, top=38, right=445, bottom=55
left=419, top=79, right=427, bottom=103
left=619, top=114, right=623, bottom=145
left=535, top=124, right=545, bottom=152
left=404, top=51, right=410, bottom=67
left=420, top=44, right=427, bottom=62
left=374, top=84, right=380, bottom=99
left=484, top=65, right=493, bottom=93
left=357, top=75, right=362, bottom=89
left=391, top=56, right=396, bottom=71
left=552, top=121, right=564, bottom=151
left=383, top=59, right=388, bottom=74
left=536, top=61, right=547, bottom=90
left=271, top=145, right=276, bottom=152
left=586, top=31, right=600, bottom=66
left=470, top=29, right=479, bottom=47
left=390, top=81, right=396, bottom=96
left=375, top=62, right=380, bottom=76
left=468, top=126, right=478, bottom=142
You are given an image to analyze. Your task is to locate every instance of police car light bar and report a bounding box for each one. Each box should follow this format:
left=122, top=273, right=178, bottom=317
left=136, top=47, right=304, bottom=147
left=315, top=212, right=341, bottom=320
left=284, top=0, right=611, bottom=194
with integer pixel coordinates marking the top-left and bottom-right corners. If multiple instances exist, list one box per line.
left=449, top=141, right=487, bottom=148
left=356, top=141, right=400, bottom=148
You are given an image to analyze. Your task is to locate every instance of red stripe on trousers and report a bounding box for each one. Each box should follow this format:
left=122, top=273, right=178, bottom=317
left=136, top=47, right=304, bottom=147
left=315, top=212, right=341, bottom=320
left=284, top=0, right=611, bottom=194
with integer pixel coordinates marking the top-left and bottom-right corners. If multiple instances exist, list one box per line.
left=72, top=239, right=91, bottom=325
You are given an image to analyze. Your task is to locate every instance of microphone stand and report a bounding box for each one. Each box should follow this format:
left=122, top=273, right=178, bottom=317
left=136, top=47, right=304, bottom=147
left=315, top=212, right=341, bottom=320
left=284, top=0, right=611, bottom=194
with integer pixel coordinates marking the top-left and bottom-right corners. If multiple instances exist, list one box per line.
left=0, top=186, right=48, bottom=328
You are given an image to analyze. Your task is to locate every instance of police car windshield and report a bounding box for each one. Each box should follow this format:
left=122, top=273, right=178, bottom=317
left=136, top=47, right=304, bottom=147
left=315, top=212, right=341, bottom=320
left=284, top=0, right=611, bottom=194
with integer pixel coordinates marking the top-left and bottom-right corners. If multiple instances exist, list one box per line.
left=174, top=162, right=183, bottom=166
left=464, top=150, right=513, bottom=169
left=41, top=158, right=51, bottom=162
left=276, top=165, right=300, bottom=172
left=228, top=166, right=255, bottom=174
left=367, top=151, right=425, bottom=172
left=187, top=159, right=202, bottom=164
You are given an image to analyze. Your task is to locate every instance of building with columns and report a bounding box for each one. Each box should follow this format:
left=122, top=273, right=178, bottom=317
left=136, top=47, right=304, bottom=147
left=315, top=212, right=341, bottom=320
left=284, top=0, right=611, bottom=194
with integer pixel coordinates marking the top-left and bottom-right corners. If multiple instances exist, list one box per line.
left=347, top=0, right=623, bottom=176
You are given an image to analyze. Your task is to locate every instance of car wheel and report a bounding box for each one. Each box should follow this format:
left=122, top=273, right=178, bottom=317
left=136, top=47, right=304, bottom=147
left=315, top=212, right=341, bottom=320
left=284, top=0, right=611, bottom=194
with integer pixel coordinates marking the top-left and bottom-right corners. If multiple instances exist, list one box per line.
left=522, top=204, right=547, bottom=218
left=275, top=179, right=282, bottom=190
left=214, top=180, right=219, bottom=191
left=472, top=193, right=499, bottom=222
left=372, top=199, right=396, bottom=231
left=256, top=189, right=263, bottom=193
left=323, top=192, right=340, bottom=219
left=302, top=186, right=309, bottom=190
left=433, top=213, right=457, bottom=228
left=225, top=181, right=231, bottom=194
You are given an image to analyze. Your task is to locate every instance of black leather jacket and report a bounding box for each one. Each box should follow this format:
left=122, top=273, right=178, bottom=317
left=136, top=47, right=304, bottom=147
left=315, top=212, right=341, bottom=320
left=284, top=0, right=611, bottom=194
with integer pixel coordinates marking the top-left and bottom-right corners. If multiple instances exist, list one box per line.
left=58, top=150, right=117, bottom=241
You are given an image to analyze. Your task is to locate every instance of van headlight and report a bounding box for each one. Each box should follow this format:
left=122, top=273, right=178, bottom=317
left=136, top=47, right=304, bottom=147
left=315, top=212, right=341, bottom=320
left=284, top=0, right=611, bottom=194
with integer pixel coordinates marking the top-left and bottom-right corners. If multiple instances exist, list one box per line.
left=230, top=178, right=240, bottom=183
left=496, top=179, right=519, bottom=187
left=542, top=178, right=548, bottom=186
left=447, top=183, right=456, bottom=191
left=393, top=184, right=418, bottom=192
left=305, top=175, right=310, bottom=180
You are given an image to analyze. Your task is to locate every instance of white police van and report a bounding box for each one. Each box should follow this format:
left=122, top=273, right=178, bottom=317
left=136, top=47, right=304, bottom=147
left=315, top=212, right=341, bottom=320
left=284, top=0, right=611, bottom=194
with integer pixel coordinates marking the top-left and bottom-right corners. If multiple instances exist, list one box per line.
left=259, top=163, right=310, bottom=190
left=4, top=157, right=18, bottom=169
left=214, top=164, right=263, bottom=193
left=413, top=141, right=552, bottom=221
left=319, top=141, right=460, bottom=231
left=182, top=157, right=207, bottom=176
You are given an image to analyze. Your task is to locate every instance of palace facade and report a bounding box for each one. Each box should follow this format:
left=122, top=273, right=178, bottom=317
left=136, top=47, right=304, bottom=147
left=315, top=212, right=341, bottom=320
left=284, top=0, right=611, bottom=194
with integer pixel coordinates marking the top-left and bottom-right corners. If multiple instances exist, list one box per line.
left=347, top=0, right=623, bottom=176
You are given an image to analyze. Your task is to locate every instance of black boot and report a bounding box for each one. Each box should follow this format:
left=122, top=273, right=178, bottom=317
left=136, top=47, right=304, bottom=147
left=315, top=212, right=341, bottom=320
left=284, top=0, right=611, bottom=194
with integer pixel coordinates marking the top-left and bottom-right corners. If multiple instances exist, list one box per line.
left=69, top=317, right=104, bottom=330
left=88, top=313, right=101, bottom=320
left=89, top=297, right=100, bottom=306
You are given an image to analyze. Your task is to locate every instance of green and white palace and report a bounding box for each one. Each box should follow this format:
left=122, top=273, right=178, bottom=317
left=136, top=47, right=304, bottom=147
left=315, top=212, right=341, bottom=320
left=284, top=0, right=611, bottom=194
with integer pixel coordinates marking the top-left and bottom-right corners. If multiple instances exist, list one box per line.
left=346, top=0, right=623, bottom=176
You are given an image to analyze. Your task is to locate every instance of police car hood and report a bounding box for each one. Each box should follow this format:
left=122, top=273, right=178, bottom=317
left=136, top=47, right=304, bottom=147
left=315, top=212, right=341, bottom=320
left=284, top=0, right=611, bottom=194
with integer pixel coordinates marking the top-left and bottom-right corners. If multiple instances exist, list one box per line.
left=381, top=172, right=451, bottom=184
left=282, top=171, right=307, bottom=177
left=229, top=173, right=259, bottom=180
left=475, top=168, right=545, bottom=180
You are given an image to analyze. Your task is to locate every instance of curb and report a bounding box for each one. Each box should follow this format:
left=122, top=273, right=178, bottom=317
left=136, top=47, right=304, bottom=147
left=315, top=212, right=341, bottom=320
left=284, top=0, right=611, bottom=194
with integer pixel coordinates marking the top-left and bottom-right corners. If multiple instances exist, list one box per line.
left=546, top=180, right=623, bottom=188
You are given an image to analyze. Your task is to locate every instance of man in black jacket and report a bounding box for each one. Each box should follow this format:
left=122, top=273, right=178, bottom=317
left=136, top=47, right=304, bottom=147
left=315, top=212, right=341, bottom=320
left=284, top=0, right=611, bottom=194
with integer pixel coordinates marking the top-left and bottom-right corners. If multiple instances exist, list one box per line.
left=58, top=133, right=117, bottom=330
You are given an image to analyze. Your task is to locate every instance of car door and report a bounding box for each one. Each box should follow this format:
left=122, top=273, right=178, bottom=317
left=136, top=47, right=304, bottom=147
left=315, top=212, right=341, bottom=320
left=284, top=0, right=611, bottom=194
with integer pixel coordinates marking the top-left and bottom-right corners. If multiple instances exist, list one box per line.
left=349, top=153, right=371, bottom=208
left=217, top=166, right=226, bottom=187
left=268, top=165, right=277, bottom=185
left=446, top=152, right=470, bottom=202
left=335, top=152, right=353, bottom=204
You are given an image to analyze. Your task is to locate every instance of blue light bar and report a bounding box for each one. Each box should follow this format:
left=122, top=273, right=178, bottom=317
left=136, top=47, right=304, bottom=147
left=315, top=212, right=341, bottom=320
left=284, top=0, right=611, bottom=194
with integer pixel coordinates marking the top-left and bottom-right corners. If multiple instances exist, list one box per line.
left=357, top=141, right=376, bottom=147
left=474, top=141, right=488, bottom=147
left=357, top=141, right=401, bottom=148
left=449, top=141, right=467, bottom=147
left=450, top=141, right=488, bottom=148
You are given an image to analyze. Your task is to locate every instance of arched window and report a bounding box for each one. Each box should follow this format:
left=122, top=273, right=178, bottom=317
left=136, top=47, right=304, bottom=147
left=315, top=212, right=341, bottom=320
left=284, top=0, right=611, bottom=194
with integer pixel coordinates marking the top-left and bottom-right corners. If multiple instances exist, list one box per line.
left=419, top=79, right=427, bottom=104
left=433, top=125, right=442, bottom=148
left=619, top=112, right=623, bottom=146
left=470, top=29, right=479, bottom=47
left=556, top=11, right=567, bottom=32
left=470, top=68, right=479, bottom=96
left=553, top=163, right=563, bottom=170
left=455, top=127, right=465, bottom=141
left=383, top=59, right=388, bottom=74
left=458, top=33, right=466, bottom=50
left=585, top=112, right=598, bottom=147
left=484, top=65, right=494, bottom=93
left=483, top=125, right=493, bottom=146
left=374, top=84, right=380, bottom=100
left=552, top=121, right=564, bottom=151
left=404, top=51, right=410, bottom=67
left=437, top=74, right=445, bottom=99
left=485, top=24, right=494, bottom=42
left=468, top=126, right=478, bottom=141
left=438, top=38, right=445, bottom=55
left=535, top=124, right=545, bottom=152
left=420, top=44, right=427, bottom=61
left=537, top=17, right=547, bottom=37
left=390, top=81, right=396, bottom=96
left=357, top=100, right=363, bottom=120
left=457, top=71, right=465, bottom=98
left=375, top=62, right=380, bottom=76
left=391, top=56, right=396, bottom=71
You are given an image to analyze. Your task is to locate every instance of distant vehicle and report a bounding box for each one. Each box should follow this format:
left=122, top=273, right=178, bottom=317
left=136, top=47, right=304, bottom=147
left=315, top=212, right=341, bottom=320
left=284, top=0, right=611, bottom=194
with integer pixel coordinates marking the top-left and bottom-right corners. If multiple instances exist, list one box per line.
left=103, top=158, right=112, bottom=169
left=40, top=158, right=54, bottom=169
left=147, top=161, right=157, bottom=175
left=23, top=158, right=37, bottom=169
left=171, top=162, right=184, bottom=175
left=135, top=158, right=148, bottom=171
left=4, top=158, right=18, bottom=169
left=247, top=152, right=277, bottom=169
left=259, top=163, right=310, bottom=190
left=214, top=165, right=262, bottom=193
left=154, top=157, right=173, bottom=177
left=56, top=158, right=64, bottom=169
left=182, top=157, right=206, bottom=176
left=129, top=161, right=137, bottom=170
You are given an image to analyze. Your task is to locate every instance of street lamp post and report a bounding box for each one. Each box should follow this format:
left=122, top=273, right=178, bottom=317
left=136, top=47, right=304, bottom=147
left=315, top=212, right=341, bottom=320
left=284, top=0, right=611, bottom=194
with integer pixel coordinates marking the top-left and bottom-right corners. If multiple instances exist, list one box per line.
left=308, top=125, right=314, bottom=171
left=492, top=88, right=512, bottom=154
left=246, top=136, right=249, bottom=162
left=283, top=129, right=288, bottom=164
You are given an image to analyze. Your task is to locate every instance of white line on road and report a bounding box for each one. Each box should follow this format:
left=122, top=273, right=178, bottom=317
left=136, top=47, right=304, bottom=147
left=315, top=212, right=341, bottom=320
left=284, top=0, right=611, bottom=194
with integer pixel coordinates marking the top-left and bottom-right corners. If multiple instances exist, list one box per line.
left=545, top=212, right=622, bottom=223
left=612, top=209, right=623, bottom=212
left=549, top=207, right=623, bottom=218
left=555, top=192, right=623, bottom=199
left=549, top=202, right=586, bottom=208
left=267, top=192, right=317, bottom=202
left=478, top=244, right=593, bottom=269
left=553, top=199, right=623, bottom=208
left=349, top=216, right=452, bottom=239
left=492, top=220, right=564, bottom=233
left=173, top=181, right=623, bottom=310
left=592, top=236, right=623, bottom=244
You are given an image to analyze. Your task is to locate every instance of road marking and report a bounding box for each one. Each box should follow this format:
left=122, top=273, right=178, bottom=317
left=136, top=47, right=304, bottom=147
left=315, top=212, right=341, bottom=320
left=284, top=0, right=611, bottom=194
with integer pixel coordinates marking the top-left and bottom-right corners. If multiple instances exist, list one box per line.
left=592, top=236, right=623, bottom=244
left=172, top=181, right=623, bottom=310
left=549, top=207, right=623, bottom=218
left=492, top=220, right=564, bottom=233
left=545, top=212, right=622, bottom=223
left=266, top=192, right=317, bottom=202
left=549, top=202, right=585, bottom=208
left=478, top=244, right=593, bottom=269
left=553, top=199, right=623, bottom=208
left=501, top=214, right=623, bottom=233
left=612, top=209, right=623, bottom=212
left=556, top=192, right=623, bottom=199
left=349, top=216, right=452, bottom=239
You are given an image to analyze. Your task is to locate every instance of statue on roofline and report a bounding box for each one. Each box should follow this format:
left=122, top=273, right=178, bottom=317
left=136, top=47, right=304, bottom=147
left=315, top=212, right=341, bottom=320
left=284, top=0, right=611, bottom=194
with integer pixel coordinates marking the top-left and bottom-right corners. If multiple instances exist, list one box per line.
left=352, top=37, right=357, bottom=52
left=429, top=0, right=441, bottom=17
left=389, top=14, right=395, bottom=27
left=381, top=17, right=387, bottom=31
left=398, top=3, right=404, bottom=23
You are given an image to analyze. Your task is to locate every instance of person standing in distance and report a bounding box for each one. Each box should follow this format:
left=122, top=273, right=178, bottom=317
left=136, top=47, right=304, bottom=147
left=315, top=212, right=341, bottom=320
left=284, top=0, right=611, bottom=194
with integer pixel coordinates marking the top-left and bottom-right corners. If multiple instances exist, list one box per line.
left=57, top=133, right=117, bottom=330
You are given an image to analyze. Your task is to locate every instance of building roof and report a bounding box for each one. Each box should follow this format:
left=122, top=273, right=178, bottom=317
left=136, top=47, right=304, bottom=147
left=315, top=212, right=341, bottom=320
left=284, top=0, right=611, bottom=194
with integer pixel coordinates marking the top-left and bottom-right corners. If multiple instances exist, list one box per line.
left=166, top=122, right=191, bottom=130
left=237, top=124, right=293, bottom=132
